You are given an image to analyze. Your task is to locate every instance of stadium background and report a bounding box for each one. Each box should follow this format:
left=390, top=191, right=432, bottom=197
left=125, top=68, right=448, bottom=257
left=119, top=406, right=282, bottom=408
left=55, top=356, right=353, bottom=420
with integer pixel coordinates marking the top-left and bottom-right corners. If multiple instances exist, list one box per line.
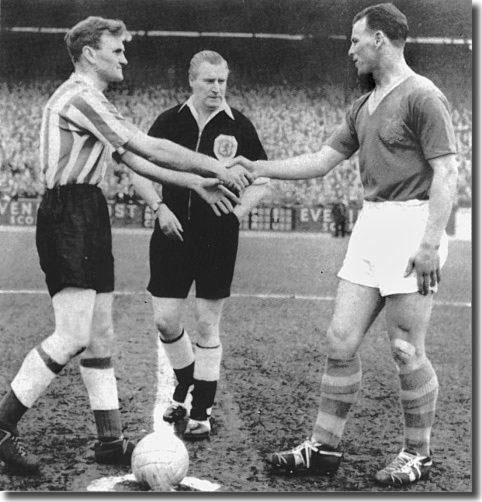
left=0, top=0, right=473, bottom=494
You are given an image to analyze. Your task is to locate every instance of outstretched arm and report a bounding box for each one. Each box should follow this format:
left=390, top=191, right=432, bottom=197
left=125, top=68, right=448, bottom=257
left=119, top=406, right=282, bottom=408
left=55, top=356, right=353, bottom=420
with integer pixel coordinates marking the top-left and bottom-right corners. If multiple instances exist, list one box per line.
left=404, top=154, right=458, bottom=295
left=124, top=130, right=252, bottom=191
left=119, top=151, right=240, bottom=210
left=228, top=145, right=347, bottom=180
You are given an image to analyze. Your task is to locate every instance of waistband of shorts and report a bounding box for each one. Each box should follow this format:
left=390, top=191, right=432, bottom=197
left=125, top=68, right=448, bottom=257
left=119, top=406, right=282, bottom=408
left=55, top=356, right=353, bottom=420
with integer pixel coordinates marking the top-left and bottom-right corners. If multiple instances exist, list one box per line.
left=44, top=183, right=102, bottom=195
left=362, top=199, right=429, bottom=210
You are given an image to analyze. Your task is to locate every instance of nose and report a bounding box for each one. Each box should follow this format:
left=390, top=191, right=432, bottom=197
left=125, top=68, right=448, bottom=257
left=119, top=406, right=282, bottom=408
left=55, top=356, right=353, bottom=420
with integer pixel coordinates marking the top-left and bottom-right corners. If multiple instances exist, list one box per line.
left=348, top=44, right=354, bottom=57
left=212, top=81, right=220, bottom=93
left=120, top=54, right=128, bottom=65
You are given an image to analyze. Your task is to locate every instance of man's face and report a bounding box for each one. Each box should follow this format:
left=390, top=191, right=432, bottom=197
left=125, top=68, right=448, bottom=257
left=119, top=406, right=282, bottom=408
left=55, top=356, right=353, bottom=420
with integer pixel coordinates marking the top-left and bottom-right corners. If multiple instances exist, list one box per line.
left=348, top=17, right=378, bottom=76
left=190, top=62, right=228, bottom=114
left=92, top=32, right=128, bottom=84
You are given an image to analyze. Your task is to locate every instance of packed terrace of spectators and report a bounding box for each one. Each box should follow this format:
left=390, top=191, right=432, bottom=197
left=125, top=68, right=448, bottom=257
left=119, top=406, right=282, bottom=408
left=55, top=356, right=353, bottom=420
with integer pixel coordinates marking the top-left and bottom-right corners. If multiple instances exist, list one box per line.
left=0, top=37, right=472, bottom=207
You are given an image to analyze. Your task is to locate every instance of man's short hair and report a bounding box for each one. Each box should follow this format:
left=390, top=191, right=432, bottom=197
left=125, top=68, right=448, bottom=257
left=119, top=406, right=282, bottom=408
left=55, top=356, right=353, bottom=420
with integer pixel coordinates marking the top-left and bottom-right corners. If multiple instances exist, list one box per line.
left=188, top=51, right=229, bottom=79
left=353, top=3, right=408, bottom=45
left=65, top=16, right=131, bottom=63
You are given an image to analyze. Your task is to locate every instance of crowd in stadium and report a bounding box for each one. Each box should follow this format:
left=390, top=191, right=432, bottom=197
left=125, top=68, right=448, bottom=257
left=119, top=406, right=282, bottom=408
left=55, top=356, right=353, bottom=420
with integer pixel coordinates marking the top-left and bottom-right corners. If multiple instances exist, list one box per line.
left=0, top=48, right=472, bottom=208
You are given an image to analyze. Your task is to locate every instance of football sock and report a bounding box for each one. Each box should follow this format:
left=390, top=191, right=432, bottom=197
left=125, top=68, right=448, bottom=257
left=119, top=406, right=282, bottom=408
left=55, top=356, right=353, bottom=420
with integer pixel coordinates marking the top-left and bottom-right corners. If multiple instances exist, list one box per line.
left=79, top=357, right=122, bottom=441
left=399, top=357, right=438, bottom=457
left=0, top=390, right=28, bottom=433
left=312, top=354, right=362, bottom=448
left=159, top=330, right=195, bottom=403
left=9, top=344, right=66, bottom=410
left=191, top=343, right=222, bottom=421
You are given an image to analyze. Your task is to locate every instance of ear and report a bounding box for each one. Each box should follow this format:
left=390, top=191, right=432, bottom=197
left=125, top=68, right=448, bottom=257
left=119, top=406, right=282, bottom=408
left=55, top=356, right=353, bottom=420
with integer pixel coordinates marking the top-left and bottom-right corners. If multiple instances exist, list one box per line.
left=82, top=45, right=97, bottom=65
left=374, top=31, right=384, bottom=47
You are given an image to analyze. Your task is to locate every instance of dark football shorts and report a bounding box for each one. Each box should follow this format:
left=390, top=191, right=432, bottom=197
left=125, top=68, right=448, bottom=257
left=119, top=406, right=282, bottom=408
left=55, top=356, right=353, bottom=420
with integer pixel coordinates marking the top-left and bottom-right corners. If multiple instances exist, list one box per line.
left=147, top=212, right=239, bottom=299
left=36, top=184, right=114, bottom=297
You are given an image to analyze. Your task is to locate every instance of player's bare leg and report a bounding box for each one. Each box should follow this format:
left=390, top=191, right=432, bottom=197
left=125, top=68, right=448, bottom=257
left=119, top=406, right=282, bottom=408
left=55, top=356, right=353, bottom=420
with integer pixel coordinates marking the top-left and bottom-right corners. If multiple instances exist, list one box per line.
left=183, top=298, right=225, bottom=440
left=267, top=280, right=385, bottom=474
left=374, top=292, right=436, bottom=486
left=0, top=288, right=96, bottom=474
left=79, top=292, right=135, bottom=466
left=152, top=297, right=193, bottom=426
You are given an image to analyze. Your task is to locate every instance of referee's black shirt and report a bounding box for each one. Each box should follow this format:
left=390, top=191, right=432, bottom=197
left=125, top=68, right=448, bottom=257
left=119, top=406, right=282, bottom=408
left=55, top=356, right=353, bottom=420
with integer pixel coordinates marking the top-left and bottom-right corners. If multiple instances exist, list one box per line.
left=148, top=103, right=267, bottom=226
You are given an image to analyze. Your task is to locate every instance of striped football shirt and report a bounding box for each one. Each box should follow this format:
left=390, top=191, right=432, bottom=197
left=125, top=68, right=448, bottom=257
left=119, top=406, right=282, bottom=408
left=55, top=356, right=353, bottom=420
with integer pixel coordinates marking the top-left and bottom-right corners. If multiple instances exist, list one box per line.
left=39, top=73, right=134, bottom=188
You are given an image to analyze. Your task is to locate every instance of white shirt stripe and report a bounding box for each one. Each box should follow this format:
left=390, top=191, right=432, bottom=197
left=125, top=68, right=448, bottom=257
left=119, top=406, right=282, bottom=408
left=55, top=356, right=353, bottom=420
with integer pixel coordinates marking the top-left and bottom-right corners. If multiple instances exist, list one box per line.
left=77, top=141, right=104, bottom=184
left=40, top=73, right=135, bottom=188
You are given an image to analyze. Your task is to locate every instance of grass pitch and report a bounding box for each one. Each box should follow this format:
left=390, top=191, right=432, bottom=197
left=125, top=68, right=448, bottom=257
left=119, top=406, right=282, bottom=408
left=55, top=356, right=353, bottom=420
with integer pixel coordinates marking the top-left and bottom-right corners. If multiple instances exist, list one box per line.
left=0, top=229, right=472, bottom=492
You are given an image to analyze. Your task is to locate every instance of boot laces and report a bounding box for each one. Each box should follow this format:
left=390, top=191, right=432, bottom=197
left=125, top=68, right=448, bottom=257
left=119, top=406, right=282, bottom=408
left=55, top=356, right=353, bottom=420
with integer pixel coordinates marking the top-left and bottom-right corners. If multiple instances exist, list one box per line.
left=385, top=451, right=423, bottom=475
left=284, top=439, right=318, bottom=468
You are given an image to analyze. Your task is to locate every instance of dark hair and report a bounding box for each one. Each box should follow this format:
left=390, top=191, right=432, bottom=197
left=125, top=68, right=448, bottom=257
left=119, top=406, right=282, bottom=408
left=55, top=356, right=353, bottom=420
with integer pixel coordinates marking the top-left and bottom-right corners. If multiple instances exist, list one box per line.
left=189, top=50, right=229, bottom=79
left=353, top=3, right=408, bottom=45
left=65, top=16, right=130, bottom=63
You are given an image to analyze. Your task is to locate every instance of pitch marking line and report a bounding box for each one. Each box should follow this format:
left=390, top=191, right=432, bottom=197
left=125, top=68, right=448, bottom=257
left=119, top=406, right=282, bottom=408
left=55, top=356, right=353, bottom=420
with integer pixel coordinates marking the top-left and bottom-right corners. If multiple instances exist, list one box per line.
left=0, top=289, right=472, bottom=308
left=0, top=225, right=470, bottom=241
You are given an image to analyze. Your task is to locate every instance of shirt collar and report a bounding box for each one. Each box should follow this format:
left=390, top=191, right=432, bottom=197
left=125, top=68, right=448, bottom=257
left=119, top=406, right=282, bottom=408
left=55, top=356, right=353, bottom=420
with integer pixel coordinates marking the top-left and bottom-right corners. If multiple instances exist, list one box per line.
left=179, top=96, right=234, bottom=125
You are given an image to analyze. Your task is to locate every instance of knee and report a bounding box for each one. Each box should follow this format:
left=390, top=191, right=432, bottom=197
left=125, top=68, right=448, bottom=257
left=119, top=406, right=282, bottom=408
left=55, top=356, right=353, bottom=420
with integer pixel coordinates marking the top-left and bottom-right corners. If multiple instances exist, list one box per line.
left=325, top=324, right=359, bottom=359
left=45, top=329, right=88, bottom=362
left=390, top=337, right=424, bottom=369
left=87, top=326, right=114, bottom=358
left=154, top=312, right=182, bottom=340
left=56, top=309, right=92, bottom=348
left=196, top=317, right=220, bottom=345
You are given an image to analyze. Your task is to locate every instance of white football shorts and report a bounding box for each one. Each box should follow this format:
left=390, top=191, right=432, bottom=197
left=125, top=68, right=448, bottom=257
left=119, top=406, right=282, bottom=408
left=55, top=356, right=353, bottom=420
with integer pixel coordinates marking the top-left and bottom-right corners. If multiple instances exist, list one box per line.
left=337, top=200, right=449, bottom=297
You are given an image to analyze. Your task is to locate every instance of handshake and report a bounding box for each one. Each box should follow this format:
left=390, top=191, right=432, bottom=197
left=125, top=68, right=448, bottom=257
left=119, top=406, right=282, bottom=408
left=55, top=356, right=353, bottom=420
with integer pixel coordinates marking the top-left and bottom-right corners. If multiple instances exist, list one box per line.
left=159, top=157, right=267, bottom=241
left=192, top=157, right=266, bottom=217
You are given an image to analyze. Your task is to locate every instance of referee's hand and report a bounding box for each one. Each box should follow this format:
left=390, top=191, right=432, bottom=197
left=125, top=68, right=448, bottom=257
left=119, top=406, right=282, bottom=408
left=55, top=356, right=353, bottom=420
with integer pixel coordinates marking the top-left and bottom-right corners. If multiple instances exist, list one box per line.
left=192, top=177, right=241, bottom=216
left=157, top=203, right=184, bottom=242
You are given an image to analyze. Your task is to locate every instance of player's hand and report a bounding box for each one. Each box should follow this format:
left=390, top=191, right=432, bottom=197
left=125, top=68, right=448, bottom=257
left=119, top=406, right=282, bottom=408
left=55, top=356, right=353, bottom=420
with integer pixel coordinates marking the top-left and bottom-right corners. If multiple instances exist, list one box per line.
left=227, top=164, right=254, bottom=188
left=404, top=243, right=441, bottom=296
left=157, top=203, right=184, bottom=242
left=225, top=156, right=262, bottom=179
left=191, top=177, right=241, bottom=216
left=217, top=165, right=252, bottom=192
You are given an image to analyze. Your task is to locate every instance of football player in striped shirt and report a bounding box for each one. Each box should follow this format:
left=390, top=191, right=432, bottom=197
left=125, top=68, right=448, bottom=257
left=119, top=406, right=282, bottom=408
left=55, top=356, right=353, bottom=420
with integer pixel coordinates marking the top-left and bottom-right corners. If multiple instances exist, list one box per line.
left=0, top=16, right=251, bottom=475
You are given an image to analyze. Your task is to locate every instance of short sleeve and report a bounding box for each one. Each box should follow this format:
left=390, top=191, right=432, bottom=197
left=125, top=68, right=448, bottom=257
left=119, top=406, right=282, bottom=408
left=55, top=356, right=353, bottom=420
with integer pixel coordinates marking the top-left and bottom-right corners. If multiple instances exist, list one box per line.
left=326, top=106, right=359, bottom=158
left=242, top=118, right=268, bottom=162
left=411, top=91, right=457, bottom=160
left=148, top=113, right=171, bottom=139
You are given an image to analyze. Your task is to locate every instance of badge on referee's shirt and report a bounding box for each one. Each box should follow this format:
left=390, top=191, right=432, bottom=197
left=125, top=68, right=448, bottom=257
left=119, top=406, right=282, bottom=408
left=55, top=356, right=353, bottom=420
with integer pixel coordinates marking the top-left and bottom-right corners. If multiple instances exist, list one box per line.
left=214, top=135, right=238, bottom=160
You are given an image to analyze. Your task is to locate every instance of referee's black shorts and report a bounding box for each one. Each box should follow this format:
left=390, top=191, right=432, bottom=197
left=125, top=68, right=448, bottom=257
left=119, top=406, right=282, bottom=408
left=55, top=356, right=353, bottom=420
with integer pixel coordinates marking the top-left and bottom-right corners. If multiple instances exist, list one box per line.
left=36, top=184, right=114, bottom=297
left=147, top=212, right=239, bottom=300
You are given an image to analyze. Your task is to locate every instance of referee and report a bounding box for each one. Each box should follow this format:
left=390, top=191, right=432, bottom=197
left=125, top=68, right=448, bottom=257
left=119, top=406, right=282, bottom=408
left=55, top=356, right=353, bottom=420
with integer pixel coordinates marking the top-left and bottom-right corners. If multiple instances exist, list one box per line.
left=0, top=19, right=249, bottom=475
left=131, top=50, right=269, bottom=440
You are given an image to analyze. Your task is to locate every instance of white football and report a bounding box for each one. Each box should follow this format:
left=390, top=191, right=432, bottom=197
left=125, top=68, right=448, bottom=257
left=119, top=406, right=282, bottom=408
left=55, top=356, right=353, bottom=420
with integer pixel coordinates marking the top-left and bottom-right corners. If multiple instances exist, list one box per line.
left=131, top=431, right=189, bottom=491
